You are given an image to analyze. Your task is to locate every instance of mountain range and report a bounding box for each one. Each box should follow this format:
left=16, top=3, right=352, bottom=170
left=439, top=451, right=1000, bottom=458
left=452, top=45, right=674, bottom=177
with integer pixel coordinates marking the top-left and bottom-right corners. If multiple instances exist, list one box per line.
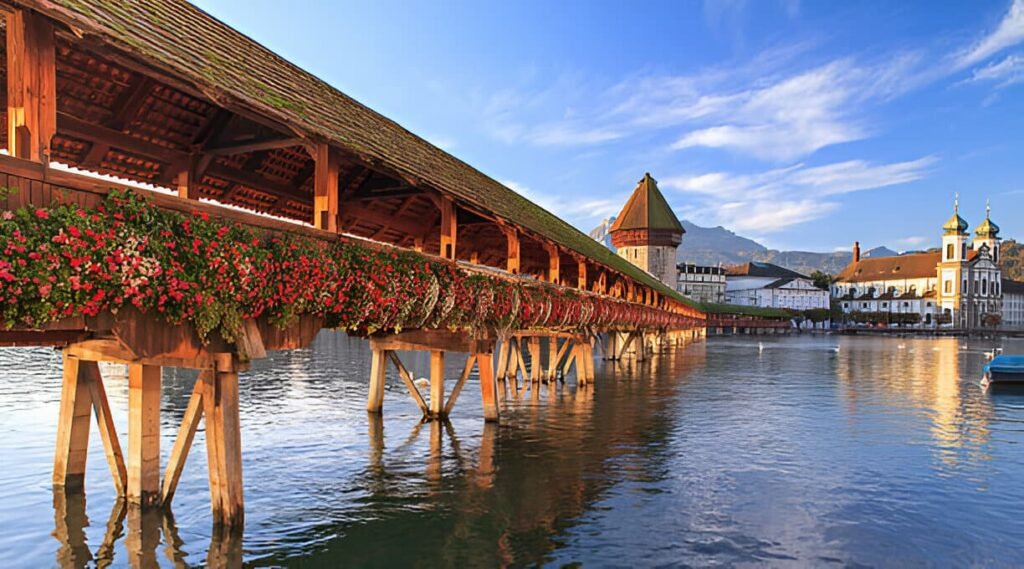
left=589, top=217, right=897, bottom=276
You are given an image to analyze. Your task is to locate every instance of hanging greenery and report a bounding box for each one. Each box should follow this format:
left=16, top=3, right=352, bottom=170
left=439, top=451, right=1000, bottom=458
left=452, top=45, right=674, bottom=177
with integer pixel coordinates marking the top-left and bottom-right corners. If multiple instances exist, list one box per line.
left=0, top=190, right=700, bottom=343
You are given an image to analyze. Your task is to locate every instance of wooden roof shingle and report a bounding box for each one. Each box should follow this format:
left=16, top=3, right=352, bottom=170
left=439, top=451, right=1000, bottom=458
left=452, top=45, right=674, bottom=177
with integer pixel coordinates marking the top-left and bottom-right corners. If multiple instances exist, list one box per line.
left=22, top=0, right=701, bottom=311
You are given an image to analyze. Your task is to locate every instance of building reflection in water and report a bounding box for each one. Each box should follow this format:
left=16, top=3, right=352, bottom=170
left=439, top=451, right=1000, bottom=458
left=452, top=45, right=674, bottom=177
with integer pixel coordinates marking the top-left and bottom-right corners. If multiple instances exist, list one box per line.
left=835, top=337, right=993, bottom=466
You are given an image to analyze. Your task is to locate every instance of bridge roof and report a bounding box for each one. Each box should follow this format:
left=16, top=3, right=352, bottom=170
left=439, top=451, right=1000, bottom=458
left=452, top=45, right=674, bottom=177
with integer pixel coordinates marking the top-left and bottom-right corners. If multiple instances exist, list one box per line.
left=21, top=0, right=699, bottom=310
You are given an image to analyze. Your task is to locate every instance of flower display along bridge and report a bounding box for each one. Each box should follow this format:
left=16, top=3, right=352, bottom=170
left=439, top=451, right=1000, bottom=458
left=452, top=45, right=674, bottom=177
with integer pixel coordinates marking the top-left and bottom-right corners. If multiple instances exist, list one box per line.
left=0, top=0, right=705, bottom=528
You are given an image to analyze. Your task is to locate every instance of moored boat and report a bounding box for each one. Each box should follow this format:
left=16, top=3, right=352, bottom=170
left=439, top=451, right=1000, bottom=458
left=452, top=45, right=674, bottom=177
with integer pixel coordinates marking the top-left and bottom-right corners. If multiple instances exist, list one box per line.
left=984, top=355, right=1024, bottom=384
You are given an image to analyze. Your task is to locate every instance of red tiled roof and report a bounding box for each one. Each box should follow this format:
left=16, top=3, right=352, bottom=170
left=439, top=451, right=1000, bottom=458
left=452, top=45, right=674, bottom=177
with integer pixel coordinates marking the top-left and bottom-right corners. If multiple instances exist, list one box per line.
left=835, top=252, right=940, bottom=283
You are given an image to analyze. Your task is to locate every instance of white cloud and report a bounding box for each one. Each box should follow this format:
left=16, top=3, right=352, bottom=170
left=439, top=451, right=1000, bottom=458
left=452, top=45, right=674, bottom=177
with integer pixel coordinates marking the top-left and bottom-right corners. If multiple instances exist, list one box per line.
left=957, top=0, right=1024, bottom=67
left=969, top=53, right=1024, bottom=87
left=661, top=156, right=934, bottom=232
left=503, top=180, right=624, bottom=225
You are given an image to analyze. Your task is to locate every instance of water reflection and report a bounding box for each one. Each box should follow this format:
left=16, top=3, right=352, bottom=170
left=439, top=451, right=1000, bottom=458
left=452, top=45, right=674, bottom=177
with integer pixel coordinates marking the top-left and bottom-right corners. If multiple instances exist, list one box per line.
left=4, top=335, right=1024, bottom=566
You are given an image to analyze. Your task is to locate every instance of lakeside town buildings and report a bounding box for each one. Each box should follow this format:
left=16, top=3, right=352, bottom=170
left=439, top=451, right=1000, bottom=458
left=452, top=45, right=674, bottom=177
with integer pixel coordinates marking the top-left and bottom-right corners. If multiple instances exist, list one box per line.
left=677, top=263, right=726, bottom=304
left=724, top=262, right=830, bottom=311
left=832, top=199, right=1019, bottom=330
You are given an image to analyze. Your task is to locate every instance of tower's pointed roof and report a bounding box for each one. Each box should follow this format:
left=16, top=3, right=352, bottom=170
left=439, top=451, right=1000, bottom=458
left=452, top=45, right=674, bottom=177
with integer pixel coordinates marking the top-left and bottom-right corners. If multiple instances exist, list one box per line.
left=975, top=200, right=1000, bottom=238
left=943, top=193, right=968, bottom=235
left=609, top=173, right=684, bottom=234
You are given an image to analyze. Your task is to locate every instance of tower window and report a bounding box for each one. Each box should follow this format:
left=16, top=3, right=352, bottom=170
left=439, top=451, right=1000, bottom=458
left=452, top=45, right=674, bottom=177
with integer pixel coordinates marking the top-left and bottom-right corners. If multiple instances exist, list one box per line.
left=946, top=244, right=954, bottom=260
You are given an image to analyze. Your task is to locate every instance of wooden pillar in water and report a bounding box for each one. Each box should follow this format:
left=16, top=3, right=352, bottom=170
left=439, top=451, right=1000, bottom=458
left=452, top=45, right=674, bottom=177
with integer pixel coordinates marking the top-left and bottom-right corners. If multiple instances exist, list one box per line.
left=528, top=338, right=542, bottom=383
left=430, top=351, right=445, bottom=417
left=127, top=364, right=161, bottom=506
left=478, top=353, right=499, bottom=422
left=547, top=337, right=559, bottom=381
left=53, top=355, right=92, bottom=490
left=367, top=347, right=387, bottom=413
left=204, top=355, right=243, bottom=527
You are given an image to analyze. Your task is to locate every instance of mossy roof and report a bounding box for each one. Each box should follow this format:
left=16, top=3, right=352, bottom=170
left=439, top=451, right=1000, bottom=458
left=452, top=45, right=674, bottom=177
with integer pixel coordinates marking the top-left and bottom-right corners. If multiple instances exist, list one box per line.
left=27, top=0, right=702, bottom=312
left=609, top=173, right=684, bottom=234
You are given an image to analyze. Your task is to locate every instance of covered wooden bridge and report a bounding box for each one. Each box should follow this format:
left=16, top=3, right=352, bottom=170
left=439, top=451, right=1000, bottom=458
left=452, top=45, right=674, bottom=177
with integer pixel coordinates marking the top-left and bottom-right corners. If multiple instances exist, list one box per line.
left=0, top=0, right=705, bottom=528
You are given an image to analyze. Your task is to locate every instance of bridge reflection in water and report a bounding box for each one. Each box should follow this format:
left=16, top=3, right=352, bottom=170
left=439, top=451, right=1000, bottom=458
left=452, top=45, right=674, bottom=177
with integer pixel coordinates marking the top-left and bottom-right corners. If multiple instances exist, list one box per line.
left=30, top=332, right=701, bottom=567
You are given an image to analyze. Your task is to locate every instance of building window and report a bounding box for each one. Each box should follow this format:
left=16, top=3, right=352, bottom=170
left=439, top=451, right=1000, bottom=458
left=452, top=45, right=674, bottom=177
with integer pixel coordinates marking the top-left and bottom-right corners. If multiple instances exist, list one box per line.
left=944, top=280, right=952, bottom=294
left=843, top=303, right=849, bottom=309
left=946, top=243, right=954, bottom=260
left=882, top=302, right=888, bottom=308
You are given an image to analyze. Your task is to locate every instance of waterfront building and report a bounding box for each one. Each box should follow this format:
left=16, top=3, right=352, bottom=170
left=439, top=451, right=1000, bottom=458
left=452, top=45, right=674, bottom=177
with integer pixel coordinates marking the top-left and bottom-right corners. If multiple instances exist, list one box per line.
left=1003, top=279, right=1024, bottom=330
left=677, top=263, right=726, bottom=303
left=609, top=173, right=684, bottom=288
left=832, top=199, right=1003, bottom=329
left=724, top=262, right=830, bottom=313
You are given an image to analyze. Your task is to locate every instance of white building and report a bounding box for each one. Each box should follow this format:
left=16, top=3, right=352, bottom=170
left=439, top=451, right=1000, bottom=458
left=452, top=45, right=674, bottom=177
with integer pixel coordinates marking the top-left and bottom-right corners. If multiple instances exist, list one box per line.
left=725, top=262, right=830, bottom=311
left=833, top=199, right=1004, bottom=330
left=1004, top=279, right=1024, bottom=330
left=677, top=263, right=726, bottom=304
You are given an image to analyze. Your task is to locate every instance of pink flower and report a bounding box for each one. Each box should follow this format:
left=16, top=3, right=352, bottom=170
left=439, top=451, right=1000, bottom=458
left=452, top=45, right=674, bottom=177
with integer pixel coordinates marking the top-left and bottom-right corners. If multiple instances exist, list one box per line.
left=34, top=208, right=49, bottom=219
left=38, top=283, right=51, bottom=297
left=1, top=211, right=12, bottom=221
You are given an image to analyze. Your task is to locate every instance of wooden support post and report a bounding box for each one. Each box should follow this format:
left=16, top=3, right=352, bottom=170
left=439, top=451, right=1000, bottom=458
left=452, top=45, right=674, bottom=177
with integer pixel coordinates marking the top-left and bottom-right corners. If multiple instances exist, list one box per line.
left=578, top=261, right=588, bottom=290
left=528, top=337, right=542, bottom=383
left=204, top=356, right=243, bottom=527
left=582, top=341, right=595, bottom=384
left=127, top=364, right=161, bottom=506
left=162, top=372, right=206, bottom=504
left=547, top=337, right=559, bottom=381
left=175, top=158, right=198, bottom=200
left=439, top=198, right=457, bottom=260
left=514, top=340, right=529, bottom=387
left=6, top=9, right=56, bottom=161
left=503, top=227, right=520, bottom=274
left=561, top=340, right=577, bottom=377
left=367, top=347, right=387, bottom=413
left=386, top=351, right=429, bottom=414
left=443, top=355, right=476, bottom=416
left=86, top=362, right=128, bottom=495
left=53, top=354, right=93, bottom=490
left=545, top=244, right=560, bottom=283
left=478, top=353, right=499, bottom=422
left=495, top=339, right=509, bottom=380
left=430, top=350, right=445, bottom=417
left=313, top=143, right=340, bottom=232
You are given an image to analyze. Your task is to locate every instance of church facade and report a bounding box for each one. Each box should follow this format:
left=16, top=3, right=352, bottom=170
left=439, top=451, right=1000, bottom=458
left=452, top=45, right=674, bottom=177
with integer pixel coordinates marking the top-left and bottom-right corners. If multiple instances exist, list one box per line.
left=832, top=199, right=1005, bottom=330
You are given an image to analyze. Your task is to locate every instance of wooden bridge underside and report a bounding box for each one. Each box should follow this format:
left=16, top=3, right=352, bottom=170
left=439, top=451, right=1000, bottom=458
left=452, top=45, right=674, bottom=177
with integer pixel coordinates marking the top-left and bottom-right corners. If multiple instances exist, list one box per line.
left=0, top=1, right=707, bottom=530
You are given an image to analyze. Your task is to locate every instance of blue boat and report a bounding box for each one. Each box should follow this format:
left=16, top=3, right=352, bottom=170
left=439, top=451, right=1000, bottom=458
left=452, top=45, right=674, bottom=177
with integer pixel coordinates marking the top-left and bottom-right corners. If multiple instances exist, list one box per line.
left=984, top=355, right=1024, bottom=383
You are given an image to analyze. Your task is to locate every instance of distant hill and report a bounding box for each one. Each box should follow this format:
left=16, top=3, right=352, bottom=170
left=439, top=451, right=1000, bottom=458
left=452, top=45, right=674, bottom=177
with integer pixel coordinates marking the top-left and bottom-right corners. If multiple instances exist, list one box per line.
left=674, top=221, right=896, bottom=276
left=1004, top=240, right=1024, bottom=281
left=589, top=218, right=1017, bottom=280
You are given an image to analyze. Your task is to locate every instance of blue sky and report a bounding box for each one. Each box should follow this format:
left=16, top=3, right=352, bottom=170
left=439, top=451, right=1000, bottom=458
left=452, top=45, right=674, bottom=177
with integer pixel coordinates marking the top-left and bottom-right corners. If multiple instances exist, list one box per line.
left=192, top=0, right=1024, bottom=252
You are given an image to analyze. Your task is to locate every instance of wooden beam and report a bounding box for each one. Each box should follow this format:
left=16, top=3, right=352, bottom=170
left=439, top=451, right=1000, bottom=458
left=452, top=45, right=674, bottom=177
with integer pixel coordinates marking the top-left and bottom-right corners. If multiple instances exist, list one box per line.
left=386, top=351, right=428, bottom=414
left=478, top=352, right=499, bottom=422
left=367, top=347, right=386, bottom=414
left=53, top=353, right=92, bottom=490
left=86, top=362, right=128, bottom=495
left=57, top=112, right=184, bottom=166
left=6, top=9, right=56, bottom=161
left=314, top=143, right=339, bottom=231
left=127, top=364, right=161, bottom=506
left=108, top=77, right=154, bottom=131
left=206, top=136, right=304, bottom=156
left=161, top=372, right=206, bottom=504
left=578, top=261, right=588, bottom=290
left=439, top=198, right=457, bottom=260
left=430, top=351, right=445, bottom=417
left=444, top=355, right=476, bottom=416
left=503, top=227, right=520, bottom=275
left=545, top=244, right=560, bottom=283
left=204, top=356, right=243, bottom=527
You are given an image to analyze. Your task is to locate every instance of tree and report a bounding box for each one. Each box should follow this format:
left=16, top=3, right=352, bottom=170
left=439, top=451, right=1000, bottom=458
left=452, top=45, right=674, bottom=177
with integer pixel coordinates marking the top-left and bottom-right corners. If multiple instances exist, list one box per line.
left=809, top=270, right=834, bottom=290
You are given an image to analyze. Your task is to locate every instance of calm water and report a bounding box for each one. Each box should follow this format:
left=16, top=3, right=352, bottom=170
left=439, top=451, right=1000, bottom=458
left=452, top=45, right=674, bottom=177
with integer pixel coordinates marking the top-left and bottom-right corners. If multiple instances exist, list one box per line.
left=2, top=334, right=1024, bottom=567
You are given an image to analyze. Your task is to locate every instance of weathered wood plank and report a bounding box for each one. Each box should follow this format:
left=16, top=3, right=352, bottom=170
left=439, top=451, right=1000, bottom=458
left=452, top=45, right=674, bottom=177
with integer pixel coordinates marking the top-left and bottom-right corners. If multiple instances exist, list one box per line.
left=161, top=372, right=207, bottom=504
left=430, top=351, right=445, bottom=417
left=84, top=361, right=128, bottom=494
left=367, top=348, right=387, bottom=414
left=53, top=353, right=92, bottom=490
left=443, top=354, right=476, bottom=416
left=478, top=353, right=499, bottom=422
left=127, top=364, right=161, bottom=506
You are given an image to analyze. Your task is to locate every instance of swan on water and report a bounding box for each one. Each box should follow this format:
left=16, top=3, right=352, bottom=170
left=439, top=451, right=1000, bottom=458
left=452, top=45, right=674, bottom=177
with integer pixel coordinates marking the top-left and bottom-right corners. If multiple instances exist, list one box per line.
left=758, top=342, right=765, bottom=353
left=414, top=377, right=430, bottom=389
